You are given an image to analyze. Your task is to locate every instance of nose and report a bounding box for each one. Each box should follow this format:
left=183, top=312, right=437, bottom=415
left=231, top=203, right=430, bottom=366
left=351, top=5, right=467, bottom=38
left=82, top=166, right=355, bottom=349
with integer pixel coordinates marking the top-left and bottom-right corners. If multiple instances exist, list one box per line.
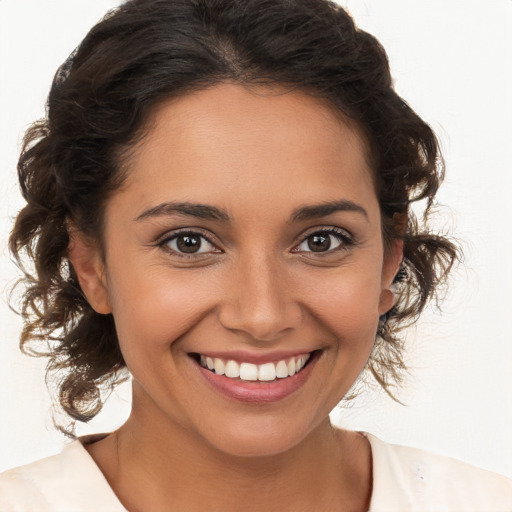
left=218, top=253, right=302, bottom=342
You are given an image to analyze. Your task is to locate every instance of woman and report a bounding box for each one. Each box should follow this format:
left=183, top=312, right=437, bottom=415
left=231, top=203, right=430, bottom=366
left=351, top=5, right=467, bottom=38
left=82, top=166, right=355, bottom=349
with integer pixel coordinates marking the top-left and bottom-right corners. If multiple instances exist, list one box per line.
left=1, top=0, right=511, bottom=510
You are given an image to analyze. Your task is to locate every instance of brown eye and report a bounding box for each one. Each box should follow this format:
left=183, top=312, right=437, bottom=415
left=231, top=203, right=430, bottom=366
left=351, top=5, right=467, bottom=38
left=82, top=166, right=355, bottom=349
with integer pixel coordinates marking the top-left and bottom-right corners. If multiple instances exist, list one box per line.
left=295, top=229, right=352, bottom=254
left=307, top=234, right=331, bottom=252
left=176, top=234, right=202, bottom=253
left=162, top=231, right=218, bottom=255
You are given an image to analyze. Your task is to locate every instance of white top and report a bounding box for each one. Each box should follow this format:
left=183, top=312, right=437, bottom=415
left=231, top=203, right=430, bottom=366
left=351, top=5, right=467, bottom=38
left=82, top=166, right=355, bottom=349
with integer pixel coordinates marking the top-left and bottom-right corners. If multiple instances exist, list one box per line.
left=0, top=434, right=511, bottom=511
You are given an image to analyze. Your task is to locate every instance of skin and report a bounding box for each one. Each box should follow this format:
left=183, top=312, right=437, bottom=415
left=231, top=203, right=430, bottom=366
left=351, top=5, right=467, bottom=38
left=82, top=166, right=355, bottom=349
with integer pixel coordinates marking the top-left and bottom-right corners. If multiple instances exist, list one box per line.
left=70, top=83, right=402, bottom=511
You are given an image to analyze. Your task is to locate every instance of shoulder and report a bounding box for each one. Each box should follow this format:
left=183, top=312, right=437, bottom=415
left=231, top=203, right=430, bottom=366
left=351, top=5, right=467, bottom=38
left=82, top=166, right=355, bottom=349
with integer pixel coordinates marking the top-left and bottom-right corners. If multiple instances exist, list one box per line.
left=0, top=439, right=126, bottom=512
left=366, top=433, right=512, bottom=512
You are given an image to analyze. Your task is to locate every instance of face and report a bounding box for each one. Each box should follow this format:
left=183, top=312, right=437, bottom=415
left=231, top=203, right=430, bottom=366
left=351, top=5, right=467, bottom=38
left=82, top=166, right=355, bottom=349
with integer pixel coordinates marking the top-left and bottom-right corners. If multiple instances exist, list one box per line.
left=73, top=83, right=400, bottom=457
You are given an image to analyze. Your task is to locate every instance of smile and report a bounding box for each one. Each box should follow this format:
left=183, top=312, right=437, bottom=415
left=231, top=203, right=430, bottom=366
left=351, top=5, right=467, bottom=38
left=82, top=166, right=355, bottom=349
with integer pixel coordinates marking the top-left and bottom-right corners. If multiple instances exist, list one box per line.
left=192, top=350, right=320, bottom=403
left=199, top=353, right=311, bottom=382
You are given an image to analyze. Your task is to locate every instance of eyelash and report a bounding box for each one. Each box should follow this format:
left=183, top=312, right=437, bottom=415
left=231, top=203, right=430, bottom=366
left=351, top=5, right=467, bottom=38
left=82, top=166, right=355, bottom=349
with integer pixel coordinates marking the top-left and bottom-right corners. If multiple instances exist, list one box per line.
left=291, top=227, right=354, bottom=256
left=156, top=226, right=354, bottom=258
left=156, top=228, right=220, bottom=258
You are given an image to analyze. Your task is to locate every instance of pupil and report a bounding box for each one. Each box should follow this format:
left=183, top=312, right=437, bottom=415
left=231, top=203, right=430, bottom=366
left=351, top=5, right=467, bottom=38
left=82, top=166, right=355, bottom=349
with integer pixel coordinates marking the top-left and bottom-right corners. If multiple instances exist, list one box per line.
left=308, top=234, right=331, bottom=252
left=177, top=234, right=201, bottom=253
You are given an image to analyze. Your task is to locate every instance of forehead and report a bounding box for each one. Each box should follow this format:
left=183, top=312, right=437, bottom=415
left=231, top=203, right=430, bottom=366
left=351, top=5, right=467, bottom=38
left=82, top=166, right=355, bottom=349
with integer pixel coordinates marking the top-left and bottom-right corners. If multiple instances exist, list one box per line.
left=117, top=83, right=377, bottom=221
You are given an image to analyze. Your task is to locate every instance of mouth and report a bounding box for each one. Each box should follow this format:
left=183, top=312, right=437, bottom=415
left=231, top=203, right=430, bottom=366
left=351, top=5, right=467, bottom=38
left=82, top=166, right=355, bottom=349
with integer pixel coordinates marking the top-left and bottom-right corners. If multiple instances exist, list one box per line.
left=195, top=352, right=313, bottom=382
left=189, top=350, right=321, bottom=403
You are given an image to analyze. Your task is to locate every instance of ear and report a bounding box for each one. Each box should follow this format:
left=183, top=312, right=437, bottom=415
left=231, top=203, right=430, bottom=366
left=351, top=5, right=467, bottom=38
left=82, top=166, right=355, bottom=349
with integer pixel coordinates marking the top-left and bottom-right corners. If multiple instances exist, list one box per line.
left=378, top=237, right=403, bottom=316
left=67, top=226, right=111, bottom=315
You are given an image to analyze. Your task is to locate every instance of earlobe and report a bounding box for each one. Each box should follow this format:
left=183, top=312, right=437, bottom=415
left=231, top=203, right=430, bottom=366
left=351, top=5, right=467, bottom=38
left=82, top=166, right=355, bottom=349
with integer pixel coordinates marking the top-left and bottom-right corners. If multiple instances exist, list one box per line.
left=378, top=286, right=396, bottom=316
left=67, top=227, right=111, bottom=315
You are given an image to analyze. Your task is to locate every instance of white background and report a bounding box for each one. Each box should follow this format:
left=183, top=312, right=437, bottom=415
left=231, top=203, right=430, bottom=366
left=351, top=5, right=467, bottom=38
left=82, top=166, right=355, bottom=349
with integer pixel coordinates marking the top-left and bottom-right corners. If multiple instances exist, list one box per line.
left=1, top=0, right=511, bottom=477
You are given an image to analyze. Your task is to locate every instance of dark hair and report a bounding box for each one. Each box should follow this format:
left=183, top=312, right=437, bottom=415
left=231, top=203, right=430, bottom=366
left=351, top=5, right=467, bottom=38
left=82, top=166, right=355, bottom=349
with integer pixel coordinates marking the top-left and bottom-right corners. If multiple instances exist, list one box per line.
left=9, top=0, right=458, bottom=429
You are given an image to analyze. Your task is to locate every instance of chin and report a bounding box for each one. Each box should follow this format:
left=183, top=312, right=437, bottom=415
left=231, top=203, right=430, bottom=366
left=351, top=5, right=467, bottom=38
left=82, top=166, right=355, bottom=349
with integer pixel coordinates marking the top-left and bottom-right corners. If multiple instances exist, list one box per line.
left=198, top=415, right=324, bottom=459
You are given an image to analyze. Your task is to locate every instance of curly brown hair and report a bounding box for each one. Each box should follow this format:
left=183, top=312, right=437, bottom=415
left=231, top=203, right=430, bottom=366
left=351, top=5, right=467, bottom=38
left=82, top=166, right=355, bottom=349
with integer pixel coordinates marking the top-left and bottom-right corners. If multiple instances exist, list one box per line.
left=9, top=0, right=458, bottom=430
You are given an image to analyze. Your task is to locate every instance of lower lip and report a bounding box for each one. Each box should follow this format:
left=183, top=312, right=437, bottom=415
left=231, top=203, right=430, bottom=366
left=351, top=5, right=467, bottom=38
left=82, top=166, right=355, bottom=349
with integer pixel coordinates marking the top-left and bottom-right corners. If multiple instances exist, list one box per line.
left=195, top=353, right=319, bottom=404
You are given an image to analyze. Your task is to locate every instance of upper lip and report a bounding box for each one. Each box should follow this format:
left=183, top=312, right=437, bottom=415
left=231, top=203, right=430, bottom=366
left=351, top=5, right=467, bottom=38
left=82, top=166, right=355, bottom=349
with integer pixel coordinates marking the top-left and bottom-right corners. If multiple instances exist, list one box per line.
left=190, top=349, right=317, bottom=365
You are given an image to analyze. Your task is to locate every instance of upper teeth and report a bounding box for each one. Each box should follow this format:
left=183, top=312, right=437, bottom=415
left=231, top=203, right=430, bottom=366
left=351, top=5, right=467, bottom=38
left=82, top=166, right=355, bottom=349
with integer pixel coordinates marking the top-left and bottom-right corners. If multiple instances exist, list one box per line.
left=200, top=354, right=311, bottom=381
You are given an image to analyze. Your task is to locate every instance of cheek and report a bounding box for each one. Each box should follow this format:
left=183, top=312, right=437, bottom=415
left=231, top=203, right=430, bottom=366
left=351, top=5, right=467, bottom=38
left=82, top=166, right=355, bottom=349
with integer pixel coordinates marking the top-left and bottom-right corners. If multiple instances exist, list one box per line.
left=107, top=266, right=219, bottom=360
left=300, top=263, right=383, bottom=344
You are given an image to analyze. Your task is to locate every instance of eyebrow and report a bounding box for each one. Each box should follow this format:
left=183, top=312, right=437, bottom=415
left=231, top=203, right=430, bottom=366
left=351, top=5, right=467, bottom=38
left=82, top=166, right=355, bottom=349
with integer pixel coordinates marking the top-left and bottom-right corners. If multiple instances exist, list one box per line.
left=135, top=201, right=230, bottom=222
left=290, top=200, right=368, bottom=223
left=135, top=199, right=368, bottom=223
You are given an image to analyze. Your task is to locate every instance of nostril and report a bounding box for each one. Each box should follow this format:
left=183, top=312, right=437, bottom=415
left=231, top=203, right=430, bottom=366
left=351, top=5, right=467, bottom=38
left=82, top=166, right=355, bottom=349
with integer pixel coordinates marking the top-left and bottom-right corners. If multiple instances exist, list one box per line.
left=217, top=305, right=302, bottom=342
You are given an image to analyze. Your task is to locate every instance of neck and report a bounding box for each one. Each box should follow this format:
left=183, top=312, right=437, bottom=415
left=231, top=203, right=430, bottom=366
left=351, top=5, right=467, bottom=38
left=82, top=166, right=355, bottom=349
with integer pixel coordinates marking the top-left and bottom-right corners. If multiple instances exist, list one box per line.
left=87, top=388, right=372, bottom=512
